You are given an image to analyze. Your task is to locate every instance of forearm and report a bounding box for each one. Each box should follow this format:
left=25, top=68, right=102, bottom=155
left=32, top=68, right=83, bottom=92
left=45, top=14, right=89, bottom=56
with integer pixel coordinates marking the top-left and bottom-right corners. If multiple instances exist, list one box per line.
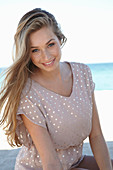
left=89, top=134, right=112, bottom=170
left=43, top=162, right=63, bottom=170
left=42, top=154, right=63, bottom=170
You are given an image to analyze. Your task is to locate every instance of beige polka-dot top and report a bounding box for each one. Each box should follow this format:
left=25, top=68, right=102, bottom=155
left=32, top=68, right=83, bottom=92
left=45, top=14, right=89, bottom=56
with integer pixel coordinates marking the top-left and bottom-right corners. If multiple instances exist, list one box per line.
left=15, top=62, right=95, bottom=170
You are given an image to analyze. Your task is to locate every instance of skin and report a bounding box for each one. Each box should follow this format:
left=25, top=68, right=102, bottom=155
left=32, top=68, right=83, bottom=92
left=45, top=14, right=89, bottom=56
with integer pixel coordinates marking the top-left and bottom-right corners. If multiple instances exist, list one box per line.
left=22, top=26, right=112, bottom=170
left=29, top=26, right=61, bottom=77
left=29, top=26, right=72, bottom=97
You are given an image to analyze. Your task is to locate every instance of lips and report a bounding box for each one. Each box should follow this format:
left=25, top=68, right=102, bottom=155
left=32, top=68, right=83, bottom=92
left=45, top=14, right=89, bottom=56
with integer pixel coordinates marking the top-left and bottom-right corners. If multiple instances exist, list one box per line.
left=42, top=58, right=55, bottom=66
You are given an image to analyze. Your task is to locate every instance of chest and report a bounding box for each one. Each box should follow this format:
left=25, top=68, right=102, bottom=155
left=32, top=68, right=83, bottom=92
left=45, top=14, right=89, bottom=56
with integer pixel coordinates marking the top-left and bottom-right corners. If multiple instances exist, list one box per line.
left=31, top=63, right=73, bottom=97
left=45, top=76, right=73, bottom=97
left=40, top=92, right=92, bottom=149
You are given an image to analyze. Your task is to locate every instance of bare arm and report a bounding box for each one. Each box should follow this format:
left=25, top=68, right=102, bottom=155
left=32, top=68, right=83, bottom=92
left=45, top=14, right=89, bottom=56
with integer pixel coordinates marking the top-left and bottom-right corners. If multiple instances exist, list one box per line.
left=89, top=93, right=113, bottom=170
left=21, top=115, right=63, bottom=170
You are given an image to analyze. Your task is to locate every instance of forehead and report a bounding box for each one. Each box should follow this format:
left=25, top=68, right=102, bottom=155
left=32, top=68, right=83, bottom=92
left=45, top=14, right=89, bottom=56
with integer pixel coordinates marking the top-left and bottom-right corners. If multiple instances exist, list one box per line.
left=29, top=27, right=57, bottom=45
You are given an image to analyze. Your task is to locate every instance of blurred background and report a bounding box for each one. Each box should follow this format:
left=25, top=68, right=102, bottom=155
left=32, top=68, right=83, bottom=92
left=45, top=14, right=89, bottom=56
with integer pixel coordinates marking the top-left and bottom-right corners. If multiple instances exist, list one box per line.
left=0, top=0, right=113, bottom=146
left=0, top=0, right=113, bottom=66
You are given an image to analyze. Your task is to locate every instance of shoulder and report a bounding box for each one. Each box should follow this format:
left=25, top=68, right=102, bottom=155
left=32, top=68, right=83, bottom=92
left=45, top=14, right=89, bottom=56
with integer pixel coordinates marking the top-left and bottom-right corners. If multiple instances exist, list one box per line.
left=68, top=61, right=90, bottom=71
left=68, top=62, right=93, bottom=82
left=20, top=78, right=39, bottom=103
left=21, top=78, right=32, bottom=97
left=69, top=61, right=87, bottom=67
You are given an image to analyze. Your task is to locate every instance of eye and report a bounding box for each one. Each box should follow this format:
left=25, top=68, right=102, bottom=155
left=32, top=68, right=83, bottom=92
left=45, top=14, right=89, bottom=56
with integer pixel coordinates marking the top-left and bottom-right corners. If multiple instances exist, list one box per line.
left=48, top=43, right=55, bottom=47
left=32, top=49, right=39, bottom=53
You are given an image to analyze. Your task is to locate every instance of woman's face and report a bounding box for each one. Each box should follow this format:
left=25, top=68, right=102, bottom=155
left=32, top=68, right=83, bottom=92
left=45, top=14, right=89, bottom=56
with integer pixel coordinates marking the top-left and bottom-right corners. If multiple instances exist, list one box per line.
left=29, top=26, right=61, bottom=73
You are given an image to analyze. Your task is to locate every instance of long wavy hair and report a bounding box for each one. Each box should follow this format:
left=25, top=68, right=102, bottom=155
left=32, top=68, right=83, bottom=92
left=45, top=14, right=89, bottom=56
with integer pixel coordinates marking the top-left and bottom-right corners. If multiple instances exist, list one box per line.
left=0, top=8, right=67, bottom=147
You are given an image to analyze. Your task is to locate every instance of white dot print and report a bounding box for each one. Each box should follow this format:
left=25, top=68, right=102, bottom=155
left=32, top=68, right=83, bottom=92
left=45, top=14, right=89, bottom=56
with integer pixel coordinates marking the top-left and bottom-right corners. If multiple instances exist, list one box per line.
left=16, top=62, right=94, bottom=170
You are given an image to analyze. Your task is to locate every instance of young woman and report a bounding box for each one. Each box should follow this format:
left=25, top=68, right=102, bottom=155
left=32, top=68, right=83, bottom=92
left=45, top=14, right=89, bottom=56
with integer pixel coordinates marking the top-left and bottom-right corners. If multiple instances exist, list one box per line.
left=0, top=8, right=112, bottom=170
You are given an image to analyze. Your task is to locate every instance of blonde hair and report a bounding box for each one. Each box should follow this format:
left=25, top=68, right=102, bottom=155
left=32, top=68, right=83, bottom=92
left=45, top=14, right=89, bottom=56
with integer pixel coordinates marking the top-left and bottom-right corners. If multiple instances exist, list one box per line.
left=0, top=8, right=67, bottom=147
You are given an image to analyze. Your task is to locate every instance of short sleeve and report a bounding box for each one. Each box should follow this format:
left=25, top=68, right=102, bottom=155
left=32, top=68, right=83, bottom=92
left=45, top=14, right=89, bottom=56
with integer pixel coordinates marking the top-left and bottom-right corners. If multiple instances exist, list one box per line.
left=16, top=96, right=47, bottom=147
left=85, top=65, right=95, bottom=92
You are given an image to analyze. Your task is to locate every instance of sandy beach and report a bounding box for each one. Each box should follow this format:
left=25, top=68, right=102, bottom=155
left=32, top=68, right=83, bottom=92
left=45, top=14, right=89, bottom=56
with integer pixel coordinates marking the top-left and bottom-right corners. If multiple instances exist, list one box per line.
left=94, top=90, right=113, bottom=142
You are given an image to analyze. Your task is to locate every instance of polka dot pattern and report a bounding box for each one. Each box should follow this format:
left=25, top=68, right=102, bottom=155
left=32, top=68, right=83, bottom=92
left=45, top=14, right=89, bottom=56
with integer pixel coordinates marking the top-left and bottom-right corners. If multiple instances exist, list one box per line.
left=15, top=62, right=95, bottom=170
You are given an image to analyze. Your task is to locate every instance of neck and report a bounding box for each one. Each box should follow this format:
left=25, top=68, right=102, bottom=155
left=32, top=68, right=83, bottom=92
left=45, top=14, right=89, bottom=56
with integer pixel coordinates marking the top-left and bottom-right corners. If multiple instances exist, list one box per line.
left=33, top=63, right=63, bottom=81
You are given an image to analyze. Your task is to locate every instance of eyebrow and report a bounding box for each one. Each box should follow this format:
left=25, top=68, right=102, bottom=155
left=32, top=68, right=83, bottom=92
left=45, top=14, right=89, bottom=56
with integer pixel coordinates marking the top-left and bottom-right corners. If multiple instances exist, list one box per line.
left=31, top=38, right=55, bottom=48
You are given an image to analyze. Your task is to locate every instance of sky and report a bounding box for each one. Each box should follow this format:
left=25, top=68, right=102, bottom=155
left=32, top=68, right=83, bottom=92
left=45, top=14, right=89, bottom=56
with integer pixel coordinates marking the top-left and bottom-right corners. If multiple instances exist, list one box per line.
left=0, top=0, right=113, bottom=67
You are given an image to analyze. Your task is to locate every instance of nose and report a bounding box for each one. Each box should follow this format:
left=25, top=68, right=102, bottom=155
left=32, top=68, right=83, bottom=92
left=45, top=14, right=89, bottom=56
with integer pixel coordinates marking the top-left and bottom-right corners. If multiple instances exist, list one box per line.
left=41, top=49, right=51, bottom=61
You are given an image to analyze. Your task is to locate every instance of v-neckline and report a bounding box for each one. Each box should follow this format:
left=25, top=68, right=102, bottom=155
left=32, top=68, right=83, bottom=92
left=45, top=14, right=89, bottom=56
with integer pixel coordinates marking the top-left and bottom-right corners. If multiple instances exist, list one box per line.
left=30, top=62, right=74, bottom=98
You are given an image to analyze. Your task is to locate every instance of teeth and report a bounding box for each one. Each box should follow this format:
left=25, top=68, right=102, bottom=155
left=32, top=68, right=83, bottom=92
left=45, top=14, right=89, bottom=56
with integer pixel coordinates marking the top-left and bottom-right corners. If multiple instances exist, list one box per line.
left=45, top=60, right=54, bottom=65
left=46, top=61, right=52, bottom=64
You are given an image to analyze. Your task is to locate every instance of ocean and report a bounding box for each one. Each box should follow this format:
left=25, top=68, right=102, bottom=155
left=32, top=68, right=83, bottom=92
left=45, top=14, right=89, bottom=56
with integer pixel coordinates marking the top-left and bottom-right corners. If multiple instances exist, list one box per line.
left=87, top=63, right=113, bottom=90
left=0, top=62, right=113, bottom=90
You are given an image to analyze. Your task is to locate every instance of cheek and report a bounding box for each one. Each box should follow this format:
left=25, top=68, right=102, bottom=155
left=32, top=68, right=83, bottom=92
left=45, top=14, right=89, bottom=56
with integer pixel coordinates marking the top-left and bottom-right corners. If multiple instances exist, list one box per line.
left=30, top=55, right=40, bottom=64
left=52, top=46, right=61, bottom=57
left=57, top=47, right=61, bottom=57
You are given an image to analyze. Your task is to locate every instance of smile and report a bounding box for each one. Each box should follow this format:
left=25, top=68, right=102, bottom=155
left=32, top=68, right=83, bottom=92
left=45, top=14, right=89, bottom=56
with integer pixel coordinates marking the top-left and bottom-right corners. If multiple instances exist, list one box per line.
left=42, top=58, right=55, bottom=66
